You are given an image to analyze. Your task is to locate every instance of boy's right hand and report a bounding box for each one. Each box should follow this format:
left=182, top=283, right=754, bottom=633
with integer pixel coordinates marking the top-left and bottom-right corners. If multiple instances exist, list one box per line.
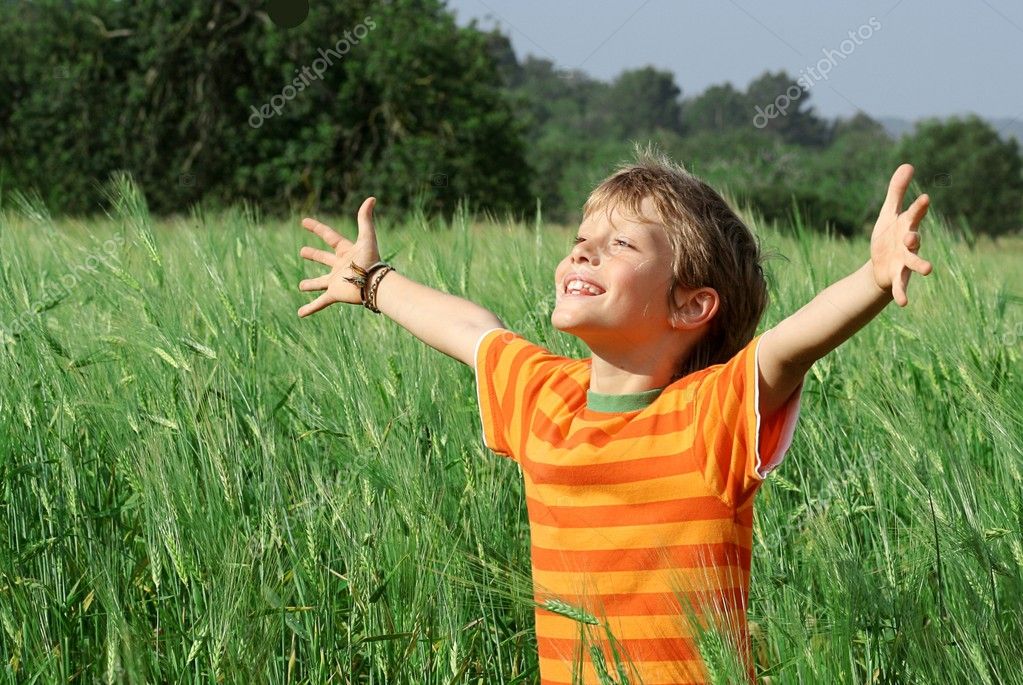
left=297, top=197, right=381, bottom=317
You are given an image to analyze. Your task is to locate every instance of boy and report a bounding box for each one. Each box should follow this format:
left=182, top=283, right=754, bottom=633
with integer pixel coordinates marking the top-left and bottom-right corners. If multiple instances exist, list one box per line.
left=297, top=147, right=933, bottom=684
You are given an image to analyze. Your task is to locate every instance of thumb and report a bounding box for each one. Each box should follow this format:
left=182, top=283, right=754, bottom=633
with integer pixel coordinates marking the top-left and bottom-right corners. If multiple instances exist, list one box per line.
left=357, top=197, right=377, bottom=246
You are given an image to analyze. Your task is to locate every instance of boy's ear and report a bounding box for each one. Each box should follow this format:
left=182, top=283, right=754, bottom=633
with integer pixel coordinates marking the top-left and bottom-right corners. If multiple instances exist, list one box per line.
left=670, top=284, right=718, bottom=329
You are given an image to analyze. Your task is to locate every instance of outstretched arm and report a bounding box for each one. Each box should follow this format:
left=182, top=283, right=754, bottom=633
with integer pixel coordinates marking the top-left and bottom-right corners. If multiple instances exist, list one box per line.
left=297, top=197, right=504, bottom=367
left=757, top=164, right=935, bottom=416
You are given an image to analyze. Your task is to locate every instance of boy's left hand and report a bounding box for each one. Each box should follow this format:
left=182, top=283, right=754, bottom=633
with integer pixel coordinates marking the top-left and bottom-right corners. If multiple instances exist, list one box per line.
left=870, top=163, right=934, bottom=307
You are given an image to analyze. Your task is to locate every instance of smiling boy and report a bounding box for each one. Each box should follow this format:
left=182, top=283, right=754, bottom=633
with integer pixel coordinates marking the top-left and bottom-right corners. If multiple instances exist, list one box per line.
left=297, top=146, right=932, bottom=683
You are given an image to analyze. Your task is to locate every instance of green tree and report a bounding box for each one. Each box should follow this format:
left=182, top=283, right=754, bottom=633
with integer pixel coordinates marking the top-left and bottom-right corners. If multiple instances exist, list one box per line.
left=803, top=113, right=896, bottom=235
left=0, top=0, right=531, bottom=219
left=681, top=83, right=751, bottom=133
left=488, top=54, right=616, bottom=222
left=897, top=115, right=1023, bottom=237
left=745, top=70, right=832, bottom=147
left=594, top=66, right=684, bottom=138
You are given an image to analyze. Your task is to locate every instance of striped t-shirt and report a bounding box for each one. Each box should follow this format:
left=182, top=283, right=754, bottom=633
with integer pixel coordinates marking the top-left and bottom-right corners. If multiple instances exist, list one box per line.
left=473, top=327, right=803, bottom=684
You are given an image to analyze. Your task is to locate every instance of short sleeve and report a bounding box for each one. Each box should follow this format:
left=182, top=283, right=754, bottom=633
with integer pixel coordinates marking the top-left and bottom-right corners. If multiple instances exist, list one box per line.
left=473, top=328, right=570, bottom=462
left=692, top=331, right=804, bottom=507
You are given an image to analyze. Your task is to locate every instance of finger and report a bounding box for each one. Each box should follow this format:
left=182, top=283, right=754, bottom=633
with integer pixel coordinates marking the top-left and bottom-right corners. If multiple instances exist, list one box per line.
left=299, top=246, right=335, bottom=267
left=299, top=274, right=330, bottom=292
left=893, top=268, right=909, bottom=307
left=302, top=217, right=349, bottom=250
left=357, top=197, right=377, bottom=245
left=881, top=164, right=915, bottom=216
left=903, top=231, right=921, bottom=250
left=298, top=292, right=333, bottom=318
left=902, top=193, right=930, bottom=229
left=904, top=250, right=933, bottom=276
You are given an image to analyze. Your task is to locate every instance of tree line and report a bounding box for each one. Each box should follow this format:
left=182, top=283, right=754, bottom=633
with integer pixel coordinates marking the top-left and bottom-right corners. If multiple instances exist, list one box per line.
left=1, top=0, right=1020, bottom=237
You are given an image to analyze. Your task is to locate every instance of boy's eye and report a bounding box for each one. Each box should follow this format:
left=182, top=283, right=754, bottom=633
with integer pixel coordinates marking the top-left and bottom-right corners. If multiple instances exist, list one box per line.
left=573, top=236, right=631, bottom=248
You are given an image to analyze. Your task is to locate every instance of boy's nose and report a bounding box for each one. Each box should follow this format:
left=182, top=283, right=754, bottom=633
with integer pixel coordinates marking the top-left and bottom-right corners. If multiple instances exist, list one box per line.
left=571, top=242, right=599, bottom=266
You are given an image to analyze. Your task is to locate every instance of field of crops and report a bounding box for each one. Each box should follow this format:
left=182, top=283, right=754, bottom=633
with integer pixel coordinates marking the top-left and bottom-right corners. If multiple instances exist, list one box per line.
left=1, top=177, right=1022, bottom=683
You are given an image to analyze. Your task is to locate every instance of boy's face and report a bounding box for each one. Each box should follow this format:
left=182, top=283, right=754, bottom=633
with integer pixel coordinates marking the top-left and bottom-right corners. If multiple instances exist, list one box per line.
left=552, top=197, right=679, bottom=344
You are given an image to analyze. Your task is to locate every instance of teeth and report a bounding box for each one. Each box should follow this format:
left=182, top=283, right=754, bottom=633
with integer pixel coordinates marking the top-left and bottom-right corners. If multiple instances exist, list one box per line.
left=566, top=279, right=604, bottom=295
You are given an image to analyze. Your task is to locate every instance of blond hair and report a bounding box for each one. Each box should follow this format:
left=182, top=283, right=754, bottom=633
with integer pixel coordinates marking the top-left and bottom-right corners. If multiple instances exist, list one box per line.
left=581, top=142, right=770, bottom=380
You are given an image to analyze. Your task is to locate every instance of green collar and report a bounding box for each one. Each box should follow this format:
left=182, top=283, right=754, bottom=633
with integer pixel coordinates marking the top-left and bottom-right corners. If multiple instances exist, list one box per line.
left=586, top=385, right=666, bottom=413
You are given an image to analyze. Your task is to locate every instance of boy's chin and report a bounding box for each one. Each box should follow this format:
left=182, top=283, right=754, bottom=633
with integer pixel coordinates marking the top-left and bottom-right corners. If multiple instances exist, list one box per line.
left=551, top=312, right=582, bottom=332
left=551, top=315, right=604, bottom=343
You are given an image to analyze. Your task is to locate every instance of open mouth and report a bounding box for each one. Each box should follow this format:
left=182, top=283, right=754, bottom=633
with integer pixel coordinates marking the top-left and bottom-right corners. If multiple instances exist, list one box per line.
left=563, top=278, right=606, bottom=297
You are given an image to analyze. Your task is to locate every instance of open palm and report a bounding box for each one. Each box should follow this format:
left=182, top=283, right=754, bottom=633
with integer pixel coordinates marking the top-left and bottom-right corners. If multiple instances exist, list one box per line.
left=297, top=197, right=381, bottom=317
left=870, top=164, right=934, bottom=307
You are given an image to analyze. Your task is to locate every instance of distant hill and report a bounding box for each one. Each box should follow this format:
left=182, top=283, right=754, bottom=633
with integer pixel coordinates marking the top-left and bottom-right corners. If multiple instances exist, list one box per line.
left=879, top=115, right=1023, bottom=144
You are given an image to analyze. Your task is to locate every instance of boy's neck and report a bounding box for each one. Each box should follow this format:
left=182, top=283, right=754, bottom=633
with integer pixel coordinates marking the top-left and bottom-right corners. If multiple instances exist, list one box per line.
left=585, top=335, right=691, bottom=394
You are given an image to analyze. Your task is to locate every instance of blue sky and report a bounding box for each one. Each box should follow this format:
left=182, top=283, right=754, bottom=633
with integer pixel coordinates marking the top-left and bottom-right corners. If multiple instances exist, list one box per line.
left=445, top=0, right=1023, bottom=122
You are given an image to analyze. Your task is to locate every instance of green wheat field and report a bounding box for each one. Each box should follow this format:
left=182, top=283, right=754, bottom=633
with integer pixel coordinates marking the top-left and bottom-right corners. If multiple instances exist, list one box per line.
left=1, top=176, right=1022, bottom=684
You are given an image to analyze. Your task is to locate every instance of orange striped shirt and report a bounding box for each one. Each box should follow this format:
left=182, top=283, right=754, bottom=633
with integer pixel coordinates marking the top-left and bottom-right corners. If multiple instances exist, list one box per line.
left=473, top=327, right=803, bottom=685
